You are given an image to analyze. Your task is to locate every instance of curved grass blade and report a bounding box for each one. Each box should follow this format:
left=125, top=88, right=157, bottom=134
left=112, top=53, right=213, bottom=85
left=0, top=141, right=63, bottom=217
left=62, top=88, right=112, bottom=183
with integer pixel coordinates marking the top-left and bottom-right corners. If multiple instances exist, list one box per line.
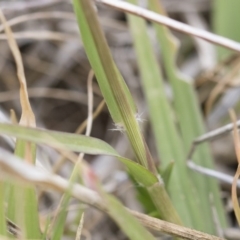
left=0, top=123, right=157, bottom=188
left=98, top=185, right=155, bottom=240
left=0, top=122, right=179, bottom=223
left=51, top=179, right=73, bottom=240
left=0, top=181, right=7, bottom=236
left=0, top=123, right=158, bottom=239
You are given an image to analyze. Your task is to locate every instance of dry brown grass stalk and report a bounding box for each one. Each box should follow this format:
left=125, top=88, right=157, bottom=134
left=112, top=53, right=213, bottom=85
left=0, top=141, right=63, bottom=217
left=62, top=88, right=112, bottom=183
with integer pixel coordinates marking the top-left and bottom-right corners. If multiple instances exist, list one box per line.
left=230, top=110, right=240, bottom=225
left=98, top=0, right=240, bottom=52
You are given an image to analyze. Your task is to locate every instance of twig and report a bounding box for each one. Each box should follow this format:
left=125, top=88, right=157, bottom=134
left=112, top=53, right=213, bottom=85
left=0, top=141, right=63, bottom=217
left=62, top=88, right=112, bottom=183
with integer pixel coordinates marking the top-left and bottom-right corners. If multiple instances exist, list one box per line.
left=209, top=194, right=224, bottom=238
left=0, top=0, right=67, bottom=13
left=0, top=11, right=75, bottom=33
left=75, top=100, right=105, bottom=134
left=131, top=210, right=224, bottom=240
left=205, top=58, right=240, bottom=115
left=85, top=70, right=94, bottom=137
left=0, top=148, right=225, bottom=240
left=97, top=0, right=240, bottom=52
left=187, top=161, right=240, bottom=188
left=0, top=31, right=76, bottom=41
left=0, top=88, right=89, bottom=105
left=187, top=120, right=240, bottom=160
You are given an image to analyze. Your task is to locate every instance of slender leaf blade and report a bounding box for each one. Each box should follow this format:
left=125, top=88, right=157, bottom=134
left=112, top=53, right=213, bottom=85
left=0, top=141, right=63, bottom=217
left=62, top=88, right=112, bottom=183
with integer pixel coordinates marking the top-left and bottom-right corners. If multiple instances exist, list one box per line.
left=73, top=0, right=153, bottom=170
left=0, top=181, right=7, bottom=236
left=148, top=0, right=228, bottom=232
left=98, top=185, right=155, bottom=240
left=213, top=0, right=240, bottom=59
left=73, top=0, right=184, bottom=227
left=127, top=0, right=200, bottom=227
left=0, top=123, right=157, bottom=188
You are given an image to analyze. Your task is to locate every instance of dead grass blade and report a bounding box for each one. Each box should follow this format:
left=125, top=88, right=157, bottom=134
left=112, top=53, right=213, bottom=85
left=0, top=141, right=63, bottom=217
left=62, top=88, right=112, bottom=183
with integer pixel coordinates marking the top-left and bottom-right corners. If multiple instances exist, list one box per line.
left=75, top=213, right=84, bottom=240
left=0, top=11, right=75, bottom=32
left=206, top=58, right=240, bottom=115
left=98, top=0, right=240, bottom=52
left=230, top=109, right=240, bottom=225
left=0, top=9, right=35, bottom=127
left=0, top=31, right=75, bottom=41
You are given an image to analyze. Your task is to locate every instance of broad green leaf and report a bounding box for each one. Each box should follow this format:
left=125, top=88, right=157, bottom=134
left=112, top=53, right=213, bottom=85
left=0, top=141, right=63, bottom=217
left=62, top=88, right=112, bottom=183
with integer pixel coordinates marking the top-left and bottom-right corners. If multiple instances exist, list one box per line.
left=98, top=185, right=155, bottom=240
left=0, top=123, right=157, bottom=188
left=148, top=0, right=228, bottom=232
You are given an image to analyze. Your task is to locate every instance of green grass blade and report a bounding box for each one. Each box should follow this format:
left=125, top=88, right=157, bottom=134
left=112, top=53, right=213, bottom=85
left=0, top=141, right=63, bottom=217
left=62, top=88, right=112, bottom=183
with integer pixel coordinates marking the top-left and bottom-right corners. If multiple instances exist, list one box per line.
left=159, top=162, right=174, bottom=188
left=0, top=123, right=157, bottom=188
left=2, top=147, right=155, bottom=240
left=130, top=177, right=157, bottom=217
left=73, top=0, right=186, bottom=226
left=49, top=151, right=156, bottom=239
left=51, top=179, right=73, bottom=240
left=0, top=123, right=182, bottom=226
left=1, top=122, right=157, bottom=239
left=74, top=0, right=188, bottom=227
left=98, top=185, right=155, bottom=240
left=148, top=0, right=228, bottom=233
left=51, top=160, right=86, bottom=240
left=23, top=183, right=41, bottom=238
left=0, top=6, right=41, bottom=238
left=42, top=215, right=51, bottom=240
left=126, top=0, right=202, bottom=227
left=0, top=181, right=7, bottom=236
left=213, top=0, right=240, bottom=59
left=73, top=0, right=153, bottom=171
left=7, top=141, right=41, bottom=239
left=73, top=0, right=136, bottom=124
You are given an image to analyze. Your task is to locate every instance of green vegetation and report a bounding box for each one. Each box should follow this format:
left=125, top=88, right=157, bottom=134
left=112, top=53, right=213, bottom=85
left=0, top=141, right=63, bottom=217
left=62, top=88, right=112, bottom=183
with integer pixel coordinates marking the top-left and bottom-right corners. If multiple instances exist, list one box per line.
left=2, top=0, right=240, bottom=239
